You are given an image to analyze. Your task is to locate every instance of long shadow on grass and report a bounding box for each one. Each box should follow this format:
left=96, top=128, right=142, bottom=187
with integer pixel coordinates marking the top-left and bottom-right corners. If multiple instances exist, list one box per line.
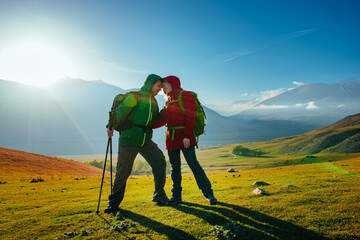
left=96, top=214, right=130, bottom=239
left=119, top=209, right=197, bottom=240
left=172, top=202, right=328, bottom=240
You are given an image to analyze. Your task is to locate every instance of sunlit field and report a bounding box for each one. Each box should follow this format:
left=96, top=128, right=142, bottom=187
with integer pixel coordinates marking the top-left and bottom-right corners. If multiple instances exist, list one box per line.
left=1, top=143, right=359, bottom=239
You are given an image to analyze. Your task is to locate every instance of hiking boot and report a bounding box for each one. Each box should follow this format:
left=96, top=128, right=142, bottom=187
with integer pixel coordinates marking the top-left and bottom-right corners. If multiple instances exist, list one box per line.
left=104, top=205, right=119, bottom=214
left=152, top=195, right=169, bottom=206
left=168, top=197, right=183, bottom=204
left=206, top=195, right=218, bottom=205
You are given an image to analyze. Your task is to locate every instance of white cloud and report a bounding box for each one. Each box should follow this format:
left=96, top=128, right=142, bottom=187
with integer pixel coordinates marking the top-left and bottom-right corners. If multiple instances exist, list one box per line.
left=206, top=84, right=334, bottom=115
left=206, top=88, right=288, bottom=116
left=280, top=29, right=314, bottom=41
left=293, top=81, right=306, bottom=86
left=253, top=104, right=289, bottom=110
left=207, top=100, right=255, bottom=116
left=220, top=49, right=257, bottom=64
left=259, top=88, right=286, bottom=101
left=335, top=104, right=346, bottom=108
left=219, top=29, right=314, bottom=64
left=306, top=101, right=318, bottom=109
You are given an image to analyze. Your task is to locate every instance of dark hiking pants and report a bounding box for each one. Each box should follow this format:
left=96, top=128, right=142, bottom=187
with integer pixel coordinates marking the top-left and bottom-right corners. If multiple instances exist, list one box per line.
left=108, top=140, right=167, bottom=208
left=168, top=146, right=213, bottom=199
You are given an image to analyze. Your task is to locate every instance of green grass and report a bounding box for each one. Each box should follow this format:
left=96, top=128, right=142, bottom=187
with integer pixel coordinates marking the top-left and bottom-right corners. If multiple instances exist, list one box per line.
left=1, top=146, right=360, bottom=239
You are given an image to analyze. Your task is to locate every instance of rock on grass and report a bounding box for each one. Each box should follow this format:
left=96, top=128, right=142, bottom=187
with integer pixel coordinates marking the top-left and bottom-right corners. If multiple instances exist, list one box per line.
left=252, top=181, right=270, bottom=186
left=252, top=188, right=268, bottom=195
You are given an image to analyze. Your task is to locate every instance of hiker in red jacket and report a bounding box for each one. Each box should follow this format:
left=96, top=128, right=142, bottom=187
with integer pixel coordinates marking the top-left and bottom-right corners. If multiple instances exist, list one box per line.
left=153, top=75, right=218, bottom=205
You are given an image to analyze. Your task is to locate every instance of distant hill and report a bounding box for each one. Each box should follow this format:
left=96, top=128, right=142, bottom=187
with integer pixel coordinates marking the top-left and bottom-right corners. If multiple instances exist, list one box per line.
left=277, top=113, right=360, bottom=154
left=234, top=78, right=360, bottom=126
left=0, top=78, right=122, bottom=155
left=202, top=106, right=316, bottom=146
left=0, top=147, right=103, bottom=177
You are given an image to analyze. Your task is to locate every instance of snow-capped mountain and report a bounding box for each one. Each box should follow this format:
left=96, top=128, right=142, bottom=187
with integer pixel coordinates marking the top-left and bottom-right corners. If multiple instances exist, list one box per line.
left=233, top=78, right=360, bottom=126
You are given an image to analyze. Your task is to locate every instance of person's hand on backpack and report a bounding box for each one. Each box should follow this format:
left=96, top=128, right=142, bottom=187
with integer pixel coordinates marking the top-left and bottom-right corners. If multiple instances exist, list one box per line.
left=183, top=138, right=190, bottom=148
left=107, top=128, right=114, bottom=138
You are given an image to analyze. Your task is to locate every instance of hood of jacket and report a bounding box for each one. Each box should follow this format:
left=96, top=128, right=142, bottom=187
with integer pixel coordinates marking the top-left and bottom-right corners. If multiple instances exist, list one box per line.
left=168, top=87, right=184, bottom=100
left=164, top=75, right=183, bottom=99
left=140, top=74, right=163, bottom=94
left=164, top=75, right=181, bottom=88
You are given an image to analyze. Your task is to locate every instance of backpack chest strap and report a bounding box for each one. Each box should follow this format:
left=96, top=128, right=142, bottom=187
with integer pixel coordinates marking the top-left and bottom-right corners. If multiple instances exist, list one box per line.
left=167, top=126, right=185, bottom=140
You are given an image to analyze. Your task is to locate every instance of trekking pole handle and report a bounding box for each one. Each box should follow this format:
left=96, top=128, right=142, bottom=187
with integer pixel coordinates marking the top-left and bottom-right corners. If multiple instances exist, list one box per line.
left=107, top=111, right=115, bottom=138
left=108, top=111, right=115, bottom=129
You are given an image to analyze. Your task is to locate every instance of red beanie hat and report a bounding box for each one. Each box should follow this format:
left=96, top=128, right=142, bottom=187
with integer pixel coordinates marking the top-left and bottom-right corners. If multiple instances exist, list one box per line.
left=164, top=75, right=181, bottom=89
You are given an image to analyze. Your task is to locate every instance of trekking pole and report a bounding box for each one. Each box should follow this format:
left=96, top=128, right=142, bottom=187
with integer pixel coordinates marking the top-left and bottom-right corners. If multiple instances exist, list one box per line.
left=108, top=111, right=114, bottom=207
left=110, top=135, right=113, bottom=198
left=96, top=137, right=111, bottom=214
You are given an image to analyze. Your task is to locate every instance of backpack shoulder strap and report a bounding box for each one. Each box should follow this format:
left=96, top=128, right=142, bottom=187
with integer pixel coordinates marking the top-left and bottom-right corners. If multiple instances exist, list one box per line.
left=177, top=90, right=186, bottom=114
left=178, top=90, right=197, bottom=114
left=128, top=91, right=141, bottom=101
left=111, top=93, right=126, bottom=111
left=124, top=91, right=141, bottom=108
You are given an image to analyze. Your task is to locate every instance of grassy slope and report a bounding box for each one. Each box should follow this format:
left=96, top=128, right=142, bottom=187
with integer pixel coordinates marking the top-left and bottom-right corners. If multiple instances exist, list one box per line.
left=1, top=144, right=360, bottom=239
left=0, top=147, right=103, bottom=177
left=275, top=113, right=360, bottom=154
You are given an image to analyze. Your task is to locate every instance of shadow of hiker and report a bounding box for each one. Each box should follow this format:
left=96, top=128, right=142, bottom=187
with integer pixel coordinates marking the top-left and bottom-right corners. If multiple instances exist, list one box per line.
left=95, top=213, right=112, bottom=226
left=172, top=202, right=328, bottom=240
left=119, top=209, right=197, bottom=240
left=95, top=213, right=131, bottom=239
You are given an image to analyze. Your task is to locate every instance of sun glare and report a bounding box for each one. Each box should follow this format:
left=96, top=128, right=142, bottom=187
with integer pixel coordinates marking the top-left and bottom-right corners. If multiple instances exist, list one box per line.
left=0, top=43, right=74, bottom=86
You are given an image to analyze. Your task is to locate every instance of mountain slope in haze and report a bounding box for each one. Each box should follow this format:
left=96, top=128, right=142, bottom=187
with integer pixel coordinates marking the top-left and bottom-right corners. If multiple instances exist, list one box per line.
left=277, top=113, right=360, bottom=154
left=3, top=78, right=360, bottom=156
left=0, top=78, right=123, bottom=155
left=0, top=147, right=103, bottom=177
left=1, top=78, right=322, bottom=155
left=234, top=78, right=360, bottom=126
left=263, top=78, right=360, bottom=105
left=202, top=106, right=316, bottom=145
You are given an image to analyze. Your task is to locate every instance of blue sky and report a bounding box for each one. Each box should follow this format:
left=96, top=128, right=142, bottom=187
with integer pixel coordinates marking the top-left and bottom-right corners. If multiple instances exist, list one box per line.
left=0, top=0, right=359, bottom=107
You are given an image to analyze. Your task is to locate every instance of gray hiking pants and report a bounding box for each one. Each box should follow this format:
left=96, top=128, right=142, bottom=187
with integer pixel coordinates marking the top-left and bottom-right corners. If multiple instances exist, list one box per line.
left=108, top=140, right=167, bottom=208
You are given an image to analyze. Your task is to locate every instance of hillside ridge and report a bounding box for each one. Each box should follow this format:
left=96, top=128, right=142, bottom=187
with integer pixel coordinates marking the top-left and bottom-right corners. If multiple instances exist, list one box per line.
left=278, top=113, right=360, bottom=154
left=0, top=147, right=103, bottom=177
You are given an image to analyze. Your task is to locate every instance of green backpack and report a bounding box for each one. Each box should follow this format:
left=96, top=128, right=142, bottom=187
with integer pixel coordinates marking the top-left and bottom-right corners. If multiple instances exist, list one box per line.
left=108, top=92, right=139, bottom=132
left=177, top=90, right=207, bottom=138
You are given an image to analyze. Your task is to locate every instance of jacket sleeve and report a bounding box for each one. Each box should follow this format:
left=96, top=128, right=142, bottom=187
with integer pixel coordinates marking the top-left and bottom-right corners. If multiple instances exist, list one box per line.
left=152, top=107, right=167, bottom=129
left=115, top=93, right=138, bottom=124
left=182, top=91, right=196, bottom=139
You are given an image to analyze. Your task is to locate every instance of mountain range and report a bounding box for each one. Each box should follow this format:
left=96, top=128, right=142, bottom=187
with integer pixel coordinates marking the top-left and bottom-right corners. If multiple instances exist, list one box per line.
left=234, top=78, right=360, bottom=126
left=1, top=77, right=359, bottom=156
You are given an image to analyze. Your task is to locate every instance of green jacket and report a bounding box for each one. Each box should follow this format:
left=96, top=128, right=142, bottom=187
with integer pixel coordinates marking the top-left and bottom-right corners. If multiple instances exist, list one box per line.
left=115, top=74, right=162, bottom=147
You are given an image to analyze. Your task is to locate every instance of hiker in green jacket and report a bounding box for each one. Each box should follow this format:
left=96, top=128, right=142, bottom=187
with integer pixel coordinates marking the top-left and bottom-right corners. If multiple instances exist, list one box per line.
left=104, top=74, right=169, bottom=214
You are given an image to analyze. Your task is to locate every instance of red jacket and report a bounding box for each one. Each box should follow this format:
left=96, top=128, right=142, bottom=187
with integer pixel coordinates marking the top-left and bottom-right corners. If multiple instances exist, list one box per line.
left=153, top=87, right=196, bottom=150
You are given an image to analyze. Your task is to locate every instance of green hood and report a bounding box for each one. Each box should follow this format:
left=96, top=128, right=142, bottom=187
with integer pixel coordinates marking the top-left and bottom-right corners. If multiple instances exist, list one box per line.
left=113, top=74, right=163, bottom=147
left=140, top=74, right=163, bottom=93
